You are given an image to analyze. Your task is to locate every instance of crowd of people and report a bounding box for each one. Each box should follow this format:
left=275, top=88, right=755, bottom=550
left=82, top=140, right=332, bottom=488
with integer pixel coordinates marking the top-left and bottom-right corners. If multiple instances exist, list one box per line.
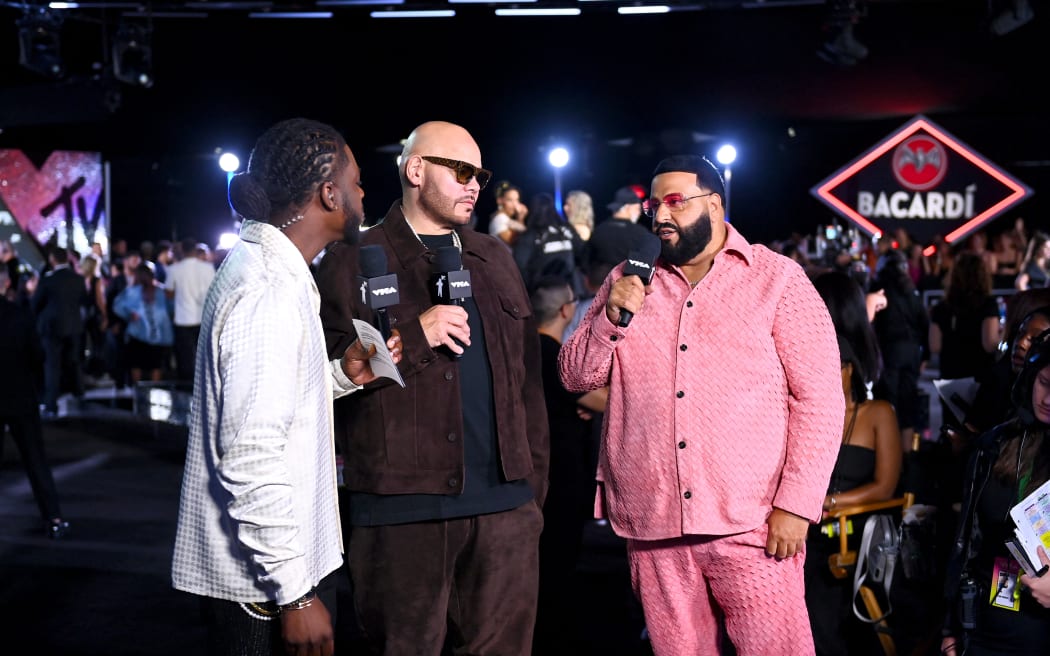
left=1, top=234, right=217, bottom=543
left=4, top=115, right=1050, bottom=655
left=2, top=235, right=216, bottom=395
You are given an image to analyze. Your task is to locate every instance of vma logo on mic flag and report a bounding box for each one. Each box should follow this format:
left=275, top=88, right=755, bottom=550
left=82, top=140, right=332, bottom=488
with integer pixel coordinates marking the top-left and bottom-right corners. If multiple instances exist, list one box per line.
left=624, top=257, right=653, bottom=278
left=359, top=276, right=399, bottom=307
left=433, top=245, right=472, bottom=305
left=434, top=270, right=472, bottom=304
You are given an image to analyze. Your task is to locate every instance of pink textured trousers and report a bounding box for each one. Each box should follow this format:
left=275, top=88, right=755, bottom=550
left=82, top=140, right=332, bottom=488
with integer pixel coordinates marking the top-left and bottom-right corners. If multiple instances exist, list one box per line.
left=627, top=524, right=814, bottom=656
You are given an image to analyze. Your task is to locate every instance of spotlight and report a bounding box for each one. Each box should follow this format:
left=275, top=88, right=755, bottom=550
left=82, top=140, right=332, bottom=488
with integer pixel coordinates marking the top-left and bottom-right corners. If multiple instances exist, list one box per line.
left=112, top=22, right=153, bottom=88
left=17, top=11, right=64, bottom=79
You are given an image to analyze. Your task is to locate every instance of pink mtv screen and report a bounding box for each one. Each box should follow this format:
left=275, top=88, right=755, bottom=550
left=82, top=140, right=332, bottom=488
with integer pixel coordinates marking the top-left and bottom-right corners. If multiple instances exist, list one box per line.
left=0, top=149, right=106, bottom=270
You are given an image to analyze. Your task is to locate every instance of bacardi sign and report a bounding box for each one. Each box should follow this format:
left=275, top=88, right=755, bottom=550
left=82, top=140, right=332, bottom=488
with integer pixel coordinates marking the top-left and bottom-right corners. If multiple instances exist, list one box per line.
left=810, top=115, right=1033, bottom=245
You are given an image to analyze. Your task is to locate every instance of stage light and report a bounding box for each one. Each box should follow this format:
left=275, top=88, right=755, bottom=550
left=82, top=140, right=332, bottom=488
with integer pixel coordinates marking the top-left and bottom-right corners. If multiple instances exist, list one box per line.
left=548, top=147, right=569, bottom=169
left=716, top=144, right=737, bottom=221
left=17, top=10, right=65, bottom=79
left=217, top=150, right=240, bottom=220
left=112, top=22, right=153, bottom=88
left=218, top=152, right=240, bottom=173
left=618, top=6, right=670, bottom=15
left=816, top=0, right=868, bottom=67
left=218, top=232, right=240, bottom=250
left=990, top=0, right=1034, bottom=36
left=371, top=9, right=455, bottom=18
left=495, top=8, right=580, bottom=16
left=548, top=146, right=570, bottom=216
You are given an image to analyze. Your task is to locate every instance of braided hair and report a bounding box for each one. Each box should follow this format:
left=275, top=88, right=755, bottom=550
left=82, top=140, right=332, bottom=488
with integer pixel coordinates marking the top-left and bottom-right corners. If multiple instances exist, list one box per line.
left=228, top=118, right=348, bottom=226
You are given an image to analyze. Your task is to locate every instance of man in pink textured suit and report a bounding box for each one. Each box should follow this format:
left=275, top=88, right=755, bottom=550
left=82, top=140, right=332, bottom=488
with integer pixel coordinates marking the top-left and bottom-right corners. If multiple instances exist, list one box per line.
left=558, top=154, right=843, bottom=656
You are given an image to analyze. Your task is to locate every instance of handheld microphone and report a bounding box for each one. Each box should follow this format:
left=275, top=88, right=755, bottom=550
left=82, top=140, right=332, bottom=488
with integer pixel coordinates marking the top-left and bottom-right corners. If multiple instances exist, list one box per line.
left=358, top=244, right=399, bottom=338
left=617, top=232, right=661, bottom=328
left=433, top=246, right=472, bottom=306
left=432, top=246, right=471, bottom=357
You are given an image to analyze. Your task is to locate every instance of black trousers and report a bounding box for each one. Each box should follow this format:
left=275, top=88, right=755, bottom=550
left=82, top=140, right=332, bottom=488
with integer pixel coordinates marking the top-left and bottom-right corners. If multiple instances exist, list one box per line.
left=41, top=334, right=83, bottom=412
left=349, top=501, right=543, bottom=656
left=198, top=571, right=339, bottom=656
left=0, top=410, right=62, bottom=521
left=174, top=324, right=200, bottom=383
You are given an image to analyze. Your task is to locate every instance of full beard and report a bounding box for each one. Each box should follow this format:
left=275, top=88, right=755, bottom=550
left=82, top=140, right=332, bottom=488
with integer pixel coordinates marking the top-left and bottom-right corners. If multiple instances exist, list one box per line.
left=658, top=210, right=712, bottom=266
left=342, top=198, right=364, bottom=244
left=420, top=184, right=473, bottom=229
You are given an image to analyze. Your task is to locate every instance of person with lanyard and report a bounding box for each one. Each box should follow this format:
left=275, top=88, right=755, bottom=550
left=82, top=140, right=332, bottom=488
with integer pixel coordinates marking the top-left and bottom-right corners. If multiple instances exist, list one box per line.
left=941, top=329, right=1050, bottom=655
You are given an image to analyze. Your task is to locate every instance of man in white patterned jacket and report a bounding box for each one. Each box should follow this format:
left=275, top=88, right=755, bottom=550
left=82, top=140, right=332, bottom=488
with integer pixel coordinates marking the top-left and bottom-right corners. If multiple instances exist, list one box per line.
left=171, top=118, right=401, bottom=656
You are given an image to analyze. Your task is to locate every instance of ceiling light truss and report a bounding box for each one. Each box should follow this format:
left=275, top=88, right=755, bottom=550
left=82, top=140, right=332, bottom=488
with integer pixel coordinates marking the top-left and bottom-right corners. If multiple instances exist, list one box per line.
left=112, top=20, right=153, bottom=87
left=16, top=7, right=64, bottom=78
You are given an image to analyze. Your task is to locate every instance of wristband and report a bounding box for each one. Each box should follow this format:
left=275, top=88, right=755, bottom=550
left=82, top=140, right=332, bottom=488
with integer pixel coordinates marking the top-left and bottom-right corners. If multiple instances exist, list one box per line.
left=279, top=589, right=316, bottom=613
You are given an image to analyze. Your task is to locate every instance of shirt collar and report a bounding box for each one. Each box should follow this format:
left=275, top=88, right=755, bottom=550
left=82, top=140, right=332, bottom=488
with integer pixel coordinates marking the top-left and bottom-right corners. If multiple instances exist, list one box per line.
left=722, top=221, right=754, bottom=266
left=238, top=220, right=313, bottom=283
left=654, top=220, right=754, bottom=281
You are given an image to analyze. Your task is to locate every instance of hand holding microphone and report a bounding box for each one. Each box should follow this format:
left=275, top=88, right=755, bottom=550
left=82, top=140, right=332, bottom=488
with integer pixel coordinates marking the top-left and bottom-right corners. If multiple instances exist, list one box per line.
left=433, top=247, right=472, bottom=305
left=607, top=232, right=661, bottom=328
left=423, top=246, right=471, bottom=356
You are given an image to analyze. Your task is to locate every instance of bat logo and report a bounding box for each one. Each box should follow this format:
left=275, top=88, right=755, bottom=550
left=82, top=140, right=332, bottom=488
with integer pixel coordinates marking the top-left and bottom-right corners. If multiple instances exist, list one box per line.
left=892, top=135, right=947, bottom=191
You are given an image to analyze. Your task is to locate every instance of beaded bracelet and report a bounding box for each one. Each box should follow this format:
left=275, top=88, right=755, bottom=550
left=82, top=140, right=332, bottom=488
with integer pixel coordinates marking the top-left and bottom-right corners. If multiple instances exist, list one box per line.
left=279, top=589, right=316, bottom=613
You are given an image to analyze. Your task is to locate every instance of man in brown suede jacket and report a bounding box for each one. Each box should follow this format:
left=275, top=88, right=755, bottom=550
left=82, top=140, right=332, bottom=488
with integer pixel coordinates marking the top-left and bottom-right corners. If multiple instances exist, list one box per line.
left=315, top=120, right=549, bottom=656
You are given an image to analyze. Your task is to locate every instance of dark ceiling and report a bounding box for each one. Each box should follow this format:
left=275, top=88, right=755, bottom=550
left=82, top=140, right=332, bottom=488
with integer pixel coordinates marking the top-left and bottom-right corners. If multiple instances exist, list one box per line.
left=0, top=0, right=1046, bottom=247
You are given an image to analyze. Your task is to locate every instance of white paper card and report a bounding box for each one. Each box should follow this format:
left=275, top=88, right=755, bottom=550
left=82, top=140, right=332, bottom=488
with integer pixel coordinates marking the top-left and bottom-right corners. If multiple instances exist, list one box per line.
left=352, top=319, right=405, bottom=388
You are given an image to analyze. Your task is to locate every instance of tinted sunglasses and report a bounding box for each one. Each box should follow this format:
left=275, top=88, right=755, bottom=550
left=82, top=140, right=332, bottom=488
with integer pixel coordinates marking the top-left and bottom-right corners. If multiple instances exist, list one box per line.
left=642, top=192, right=716, bottom=219
left=421, top=156, right=492, bottom=190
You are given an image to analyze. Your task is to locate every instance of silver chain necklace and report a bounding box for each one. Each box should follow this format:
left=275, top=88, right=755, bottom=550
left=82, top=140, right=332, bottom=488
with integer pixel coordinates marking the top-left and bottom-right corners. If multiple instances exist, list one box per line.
left=277, top=214, right=304, bottom=231
left=402, top=205, right=461, bottom=251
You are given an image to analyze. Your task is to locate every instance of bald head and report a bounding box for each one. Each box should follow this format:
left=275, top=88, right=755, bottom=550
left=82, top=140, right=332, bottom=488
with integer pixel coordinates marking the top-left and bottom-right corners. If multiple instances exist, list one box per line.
left=399, top=121, right=485, bottom=233
left=400, top=121, right=482, bottom=180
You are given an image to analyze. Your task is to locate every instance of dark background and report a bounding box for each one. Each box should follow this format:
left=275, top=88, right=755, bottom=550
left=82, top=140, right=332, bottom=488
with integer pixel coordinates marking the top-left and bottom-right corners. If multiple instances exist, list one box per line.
left=1, top=0, right=1046, bottom=250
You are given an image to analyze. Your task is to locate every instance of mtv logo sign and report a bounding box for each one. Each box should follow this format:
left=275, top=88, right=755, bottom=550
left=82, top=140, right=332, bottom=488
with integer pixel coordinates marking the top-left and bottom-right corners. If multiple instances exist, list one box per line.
left=810, top=115, right=1033, bottom=245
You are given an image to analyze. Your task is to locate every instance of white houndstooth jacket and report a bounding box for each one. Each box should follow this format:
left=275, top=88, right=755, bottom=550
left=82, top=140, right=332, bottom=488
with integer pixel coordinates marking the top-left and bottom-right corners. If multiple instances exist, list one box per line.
left=171, top=220, right=359, bottom=605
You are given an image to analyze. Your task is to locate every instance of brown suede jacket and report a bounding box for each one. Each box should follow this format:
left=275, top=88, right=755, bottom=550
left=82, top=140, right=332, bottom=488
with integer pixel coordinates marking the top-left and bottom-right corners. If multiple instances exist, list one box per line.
left=315, top=201, right=549, bottom=506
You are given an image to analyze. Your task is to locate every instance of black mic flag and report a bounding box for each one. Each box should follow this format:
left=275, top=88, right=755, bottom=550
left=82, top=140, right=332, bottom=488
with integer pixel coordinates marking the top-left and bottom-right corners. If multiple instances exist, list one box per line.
left=433, top=246, right=472, bottom=305
left=432, top=246, right=471, bottom=358
left=358, top=244, right=399, bottom=338
left=617, top=232, right=661, bottom=328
